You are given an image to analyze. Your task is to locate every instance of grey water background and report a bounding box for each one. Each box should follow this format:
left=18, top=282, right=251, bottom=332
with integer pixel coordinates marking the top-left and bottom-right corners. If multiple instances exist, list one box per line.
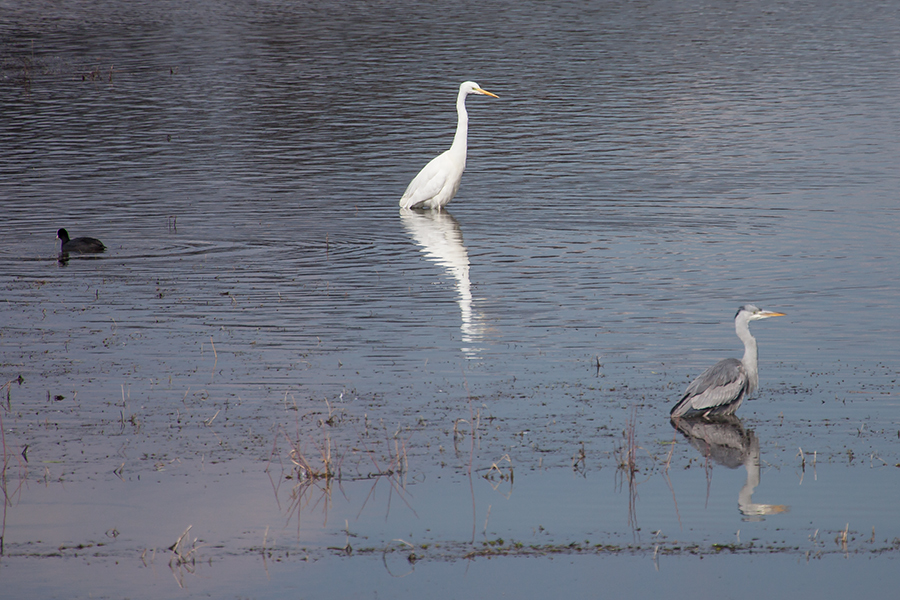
left=1, top=0, right=899, bottom=597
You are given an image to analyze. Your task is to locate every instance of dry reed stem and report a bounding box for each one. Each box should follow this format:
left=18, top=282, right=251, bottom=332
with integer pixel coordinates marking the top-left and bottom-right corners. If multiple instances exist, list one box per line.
left=0, top=378, right=31, bottom=556
left=572, top=442, right=586, bottom=473
left=837, top=523, right=850, bottom=555
left=662, top=428, right=683, bottom=530
left=483, top=454, right=514, bottom=495
left=1, top=376, right=23, bottom=410
left=261, top=525, right=270, bottom=578
left=615, top=405, right=640, bottom=534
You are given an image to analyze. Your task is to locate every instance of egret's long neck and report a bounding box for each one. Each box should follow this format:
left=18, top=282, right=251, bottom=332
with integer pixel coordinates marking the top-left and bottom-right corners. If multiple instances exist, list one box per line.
left=736, top=317, right=759, bottom=394
left=449, top=89, right=469, bottom=165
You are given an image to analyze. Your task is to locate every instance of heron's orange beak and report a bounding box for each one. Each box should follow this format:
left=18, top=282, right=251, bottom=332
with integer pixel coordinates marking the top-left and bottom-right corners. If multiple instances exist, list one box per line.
left=476, top=88, right=499, bottom=98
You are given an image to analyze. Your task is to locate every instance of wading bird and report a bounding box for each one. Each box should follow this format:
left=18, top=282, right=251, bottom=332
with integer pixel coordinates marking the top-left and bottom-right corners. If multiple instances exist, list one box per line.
left=399, top=81, right=498, bottom=211
left=57, top=228, right=106, bottom=254
left=670, top=305, right=785, bottom=419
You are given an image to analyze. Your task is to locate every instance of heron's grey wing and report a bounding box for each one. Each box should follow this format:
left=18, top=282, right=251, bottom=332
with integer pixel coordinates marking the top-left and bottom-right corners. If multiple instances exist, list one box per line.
left=399, top=154, right=451, bottom=208
left=672, top=358, right=749, bottom=416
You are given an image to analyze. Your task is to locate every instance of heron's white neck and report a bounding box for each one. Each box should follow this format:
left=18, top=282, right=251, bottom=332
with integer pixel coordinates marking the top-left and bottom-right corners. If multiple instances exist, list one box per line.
left=736, top=316, right=759, bottom=395
left=448, top=88, right=470, bottom=167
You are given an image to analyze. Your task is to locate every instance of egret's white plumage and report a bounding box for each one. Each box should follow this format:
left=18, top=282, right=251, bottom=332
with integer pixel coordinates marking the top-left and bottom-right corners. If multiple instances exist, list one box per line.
left=399, top=81, right=498, bottom=211
left=670, top=305, right=785, bottom=419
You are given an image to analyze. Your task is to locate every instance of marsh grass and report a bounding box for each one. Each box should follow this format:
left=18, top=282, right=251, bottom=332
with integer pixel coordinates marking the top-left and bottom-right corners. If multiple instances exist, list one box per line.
left=270, top=424, right=339, bottom=531
left=0, top=375, right=27, bottom=555
left=354, top=425, right=417, bottom=520
left=267, top=398, right=417, bottom=535
left=615, top=405, right=641, bottom=533
left=168, top=525, right=203, bottom=588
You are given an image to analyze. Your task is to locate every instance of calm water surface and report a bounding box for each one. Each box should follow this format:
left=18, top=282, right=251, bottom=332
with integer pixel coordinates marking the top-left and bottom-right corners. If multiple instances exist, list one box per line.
left=1, top=0, right=899, bottom=597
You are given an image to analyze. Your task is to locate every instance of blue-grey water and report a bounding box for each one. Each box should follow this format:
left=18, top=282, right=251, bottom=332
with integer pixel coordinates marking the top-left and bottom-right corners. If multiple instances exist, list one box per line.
left=1, top=0, right=899, bottom=597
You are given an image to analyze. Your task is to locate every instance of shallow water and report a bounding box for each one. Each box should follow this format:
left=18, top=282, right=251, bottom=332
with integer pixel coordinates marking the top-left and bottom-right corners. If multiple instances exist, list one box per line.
left=1, top=0, right=899, bottom=597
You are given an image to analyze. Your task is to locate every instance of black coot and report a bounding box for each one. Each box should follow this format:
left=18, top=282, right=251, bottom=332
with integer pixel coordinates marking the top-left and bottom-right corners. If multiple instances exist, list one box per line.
left=57, top=228, right=106, bottom=254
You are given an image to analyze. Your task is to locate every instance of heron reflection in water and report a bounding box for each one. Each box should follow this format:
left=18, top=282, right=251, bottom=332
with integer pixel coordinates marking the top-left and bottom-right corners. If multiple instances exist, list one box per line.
left=399, top=208, right=484, bottom=358
left=672, top=415, right=788, bottom=519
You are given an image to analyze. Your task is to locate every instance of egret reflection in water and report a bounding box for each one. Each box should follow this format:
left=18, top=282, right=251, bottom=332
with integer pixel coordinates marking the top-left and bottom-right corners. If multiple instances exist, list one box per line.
left=399, top=208, right=484, bottom=358
left=672, top=416, right=789, bottom=520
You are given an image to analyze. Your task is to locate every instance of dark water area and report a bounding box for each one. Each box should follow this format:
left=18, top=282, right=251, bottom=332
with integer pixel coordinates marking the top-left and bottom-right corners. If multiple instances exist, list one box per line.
left=1, top=0, right=899, bottom=597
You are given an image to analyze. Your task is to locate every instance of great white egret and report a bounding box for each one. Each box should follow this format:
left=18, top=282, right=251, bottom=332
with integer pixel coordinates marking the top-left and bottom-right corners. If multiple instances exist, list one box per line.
left=399, top=81, right=498, bottom=211
left=670, top=305, right=785, bottom=419
left=57, top=228, right=106, bottom=254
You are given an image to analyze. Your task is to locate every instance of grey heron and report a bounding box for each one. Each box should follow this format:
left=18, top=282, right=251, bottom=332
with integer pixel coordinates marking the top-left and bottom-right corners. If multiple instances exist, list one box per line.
left=399, top=81, right=498, bottom=211
left=670, top=305, right=785, bottom=419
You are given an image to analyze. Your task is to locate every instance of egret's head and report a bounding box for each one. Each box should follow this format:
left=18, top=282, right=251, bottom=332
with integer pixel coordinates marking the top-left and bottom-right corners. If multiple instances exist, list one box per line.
left=460, top=81, right=499, bottom=98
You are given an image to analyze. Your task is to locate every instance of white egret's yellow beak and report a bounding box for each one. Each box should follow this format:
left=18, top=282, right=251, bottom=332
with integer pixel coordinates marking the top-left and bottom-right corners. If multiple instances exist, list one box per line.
left=475, top=87, right=499, bottom=98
